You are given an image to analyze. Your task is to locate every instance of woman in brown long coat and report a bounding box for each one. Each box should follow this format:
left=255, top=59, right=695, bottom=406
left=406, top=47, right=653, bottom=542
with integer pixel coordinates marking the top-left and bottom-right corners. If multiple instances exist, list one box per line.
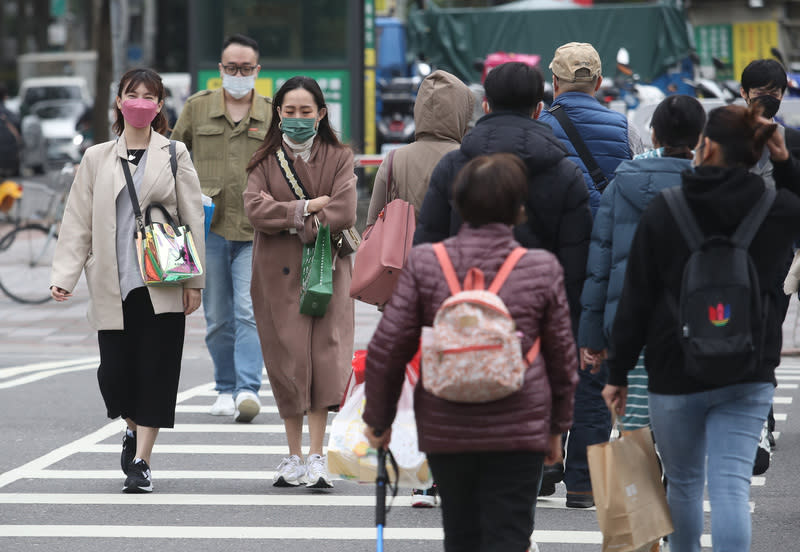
left=244, top=76, right=357, bottom=489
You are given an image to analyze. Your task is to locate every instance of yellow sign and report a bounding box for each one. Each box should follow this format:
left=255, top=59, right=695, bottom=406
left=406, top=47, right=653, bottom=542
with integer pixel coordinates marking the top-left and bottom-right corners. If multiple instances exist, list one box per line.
left=733, top=21, right=779, bottom=80
left=364, top=68, right=376, bottom=155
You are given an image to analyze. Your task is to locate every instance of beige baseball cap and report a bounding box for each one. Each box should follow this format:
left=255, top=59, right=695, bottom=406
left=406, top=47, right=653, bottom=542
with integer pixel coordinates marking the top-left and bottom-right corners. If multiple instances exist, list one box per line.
left=549, top=42, right=602, bottom=83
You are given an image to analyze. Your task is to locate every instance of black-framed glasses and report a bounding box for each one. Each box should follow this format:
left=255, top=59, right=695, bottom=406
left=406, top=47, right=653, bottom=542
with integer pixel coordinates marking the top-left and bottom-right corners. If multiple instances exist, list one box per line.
left=221, top=64, right=257, bottom=76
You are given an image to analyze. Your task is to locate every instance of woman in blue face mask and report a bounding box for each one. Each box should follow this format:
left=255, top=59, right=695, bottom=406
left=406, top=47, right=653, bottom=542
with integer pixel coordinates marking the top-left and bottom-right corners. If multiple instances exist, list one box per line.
left=243, top=76, right=357, bottom=490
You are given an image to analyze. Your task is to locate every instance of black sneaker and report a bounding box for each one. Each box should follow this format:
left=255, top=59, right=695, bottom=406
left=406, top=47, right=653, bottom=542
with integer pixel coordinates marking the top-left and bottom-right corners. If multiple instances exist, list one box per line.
left=121, top=430, right=136, bottom=475
left=123, top=459, right=153, bottom=493
left=538, top=462, right=563, bottom=497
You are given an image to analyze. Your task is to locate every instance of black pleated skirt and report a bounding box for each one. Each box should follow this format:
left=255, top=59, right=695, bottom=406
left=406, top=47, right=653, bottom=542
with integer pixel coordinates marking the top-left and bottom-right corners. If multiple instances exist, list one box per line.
left=97, top=287, right=185, bottom=428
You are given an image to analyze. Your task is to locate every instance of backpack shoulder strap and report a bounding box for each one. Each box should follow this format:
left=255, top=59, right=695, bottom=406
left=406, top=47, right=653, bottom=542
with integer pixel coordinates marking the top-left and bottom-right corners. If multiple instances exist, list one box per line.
left=731, top=187, right=776, bottom=248
left=548, top=104, right=609, bottom=193
left=526, top=337, right=541, bottom=365
left=432, top=243, right=461, bottom=296
left=661, top=187, right=705, bottom=252
left=169, top=140, right=178, bottom=181
left=488, top=247, right=527, bottom=294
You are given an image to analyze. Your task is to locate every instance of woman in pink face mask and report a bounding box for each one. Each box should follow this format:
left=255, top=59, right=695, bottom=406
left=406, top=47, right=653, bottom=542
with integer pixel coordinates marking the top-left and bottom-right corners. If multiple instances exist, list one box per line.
left=50, top=68, right=206, bottom=494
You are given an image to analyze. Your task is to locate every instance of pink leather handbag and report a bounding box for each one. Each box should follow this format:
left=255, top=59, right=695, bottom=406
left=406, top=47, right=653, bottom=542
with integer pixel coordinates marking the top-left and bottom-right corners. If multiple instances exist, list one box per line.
left=349, top=150, right=416, bottom=307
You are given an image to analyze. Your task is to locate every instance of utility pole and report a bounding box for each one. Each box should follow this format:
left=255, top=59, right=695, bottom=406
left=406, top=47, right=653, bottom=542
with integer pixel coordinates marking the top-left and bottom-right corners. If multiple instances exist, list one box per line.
left=92, top=0, right=113, bottom=144
left=142, top=0, right=156, bottom=68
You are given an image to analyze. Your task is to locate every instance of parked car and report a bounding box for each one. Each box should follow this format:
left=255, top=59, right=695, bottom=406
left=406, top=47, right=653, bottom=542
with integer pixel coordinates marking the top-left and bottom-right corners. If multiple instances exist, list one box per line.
left=22, top=99, right=87, bottom=170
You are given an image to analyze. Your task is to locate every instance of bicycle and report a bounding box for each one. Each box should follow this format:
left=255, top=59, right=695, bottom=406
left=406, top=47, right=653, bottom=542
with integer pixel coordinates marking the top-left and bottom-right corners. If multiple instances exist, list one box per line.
left=0, top=163, right=74, bottom=304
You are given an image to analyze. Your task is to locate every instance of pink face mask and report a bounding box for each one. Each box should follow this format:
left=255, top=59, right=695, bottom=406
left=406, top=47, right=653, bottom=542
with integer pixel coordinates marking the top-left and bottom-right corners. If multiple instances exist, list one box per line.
left=120, top=98, right=160, bottom=129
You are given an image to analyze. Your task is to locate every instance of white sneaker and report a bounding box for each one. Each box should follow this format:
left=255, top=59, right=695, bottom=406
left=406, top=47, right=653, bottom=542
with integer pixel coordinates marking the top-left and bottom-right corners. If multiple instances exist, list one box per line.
left=234, top=391, right=261, bottom=423
left=305, top=454, right=333, bottom=488
left=529, top=541, right=540, bottom=552
left=209, top=393, right=234, bottom=416
left=273, top=455, right=306, bottom=487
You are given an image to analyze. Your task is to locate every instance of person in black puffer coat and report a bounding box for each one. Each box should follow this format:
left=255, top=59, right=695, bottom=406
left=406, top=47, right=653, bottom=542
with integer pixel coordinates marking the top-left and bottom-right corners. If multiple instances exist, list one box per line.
left=604, top=104, right=800, bottom=552
left=414, top=62, right=591, bottom=338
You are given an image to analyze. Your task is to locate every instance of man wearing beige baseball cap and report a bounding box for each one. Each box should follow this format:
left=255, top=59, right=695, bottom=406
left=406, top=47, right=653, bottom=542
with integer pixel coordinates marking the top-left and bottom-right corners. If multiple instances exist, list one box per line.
left=539, top=41, right=645, bottom=510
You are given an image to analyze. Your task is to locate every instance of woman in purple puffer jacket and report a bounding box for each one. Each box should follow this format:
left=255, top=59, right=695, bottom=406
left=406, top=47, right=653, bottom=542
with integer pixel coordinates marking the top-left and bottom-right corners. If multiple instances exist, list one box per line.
left=363, top=153, right=579, bottom=552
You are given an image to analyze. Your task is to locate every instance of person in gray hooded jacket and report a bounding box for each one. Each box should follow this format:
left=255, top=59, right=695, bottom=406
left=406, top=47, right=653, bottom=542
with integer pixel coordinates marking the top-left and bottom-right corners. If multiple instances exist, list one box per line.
left=367, top=70, right=474, bottom=226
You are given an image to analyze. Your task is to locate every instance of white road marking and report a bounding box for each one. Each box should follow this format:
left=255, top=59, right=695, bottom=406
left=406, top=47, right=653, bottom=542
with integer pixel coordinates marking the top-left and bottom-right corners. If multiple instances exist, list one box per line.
left=0, top=363, right=97, bottom=389
left=774, top=413, right=788, bottom=421
left=0, top=493, right=748, bottom=514
left=0, top=381, right=212, bottom=489
left=0, top=356, right=99, bottom=378
left=778, top=383, right=798, bottom=389
left=773, top=396, right=793, bottom=404
left=175, top=404, right=280, bottom=414
left=0, top=525, right=701, bottom=545
left=164, top=423, right=312, bottom=433
left=85, top=444, right=328, bottom=455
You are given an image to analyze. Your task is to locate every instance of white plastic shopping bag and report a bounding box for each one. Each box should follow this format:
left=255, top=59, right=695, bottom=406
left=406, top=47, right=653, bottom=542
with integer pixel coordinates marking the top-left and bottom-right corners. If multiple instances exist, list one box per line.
left=327, top=369, right=431, bottom=488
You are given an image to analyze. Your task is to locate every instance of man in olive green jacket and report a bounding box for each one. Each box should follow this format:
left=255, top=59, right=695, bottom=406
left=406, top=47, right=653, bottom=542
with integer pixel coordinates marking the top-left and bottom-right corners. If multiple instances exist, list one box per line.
left=171, top=34, right=272, bottom=423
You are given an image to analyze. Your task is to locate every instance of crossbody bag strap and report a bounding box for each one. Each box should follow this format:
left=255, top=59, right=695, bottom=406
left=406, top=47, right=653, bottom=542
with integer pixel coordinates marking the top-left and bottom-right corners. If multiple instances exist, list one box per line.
left=432, top=243, right=462, bottom=296
left=120, top=157, right=145, bottom=236
left=275, top=147, right=310, bottom=200
left=548, top=104, right=609, bottom=193
left=0, top=112, right=21, bottom=144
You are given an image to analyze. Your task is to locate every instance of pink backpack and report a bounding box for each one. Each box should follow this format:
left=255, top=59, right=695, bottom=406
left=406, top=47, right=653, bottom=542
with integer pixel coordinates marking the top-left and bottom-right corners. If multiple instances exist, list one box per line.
left=421, top=243, right=541, bottom=403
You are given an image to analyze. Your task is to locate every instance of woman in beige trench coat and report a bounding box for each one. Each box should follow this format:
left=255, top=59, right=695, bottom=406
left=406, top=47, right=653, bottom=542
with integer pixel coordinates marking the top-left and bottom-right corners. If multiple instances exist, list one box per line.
left=50, top=68, right=205, bottom=494
left=244, top=76, right=357, bottom=489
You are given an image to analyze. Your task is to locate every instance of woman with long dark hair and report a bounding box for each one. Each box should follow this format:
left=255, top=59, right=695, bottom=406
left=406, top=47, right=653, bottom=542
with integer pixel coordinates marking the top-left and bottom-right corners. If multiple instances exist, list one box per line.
left=244, top=76, right=357, bottom=489
left=50, top=68, right=205, bottom=493
left=604, top=104, right=800, bottom=551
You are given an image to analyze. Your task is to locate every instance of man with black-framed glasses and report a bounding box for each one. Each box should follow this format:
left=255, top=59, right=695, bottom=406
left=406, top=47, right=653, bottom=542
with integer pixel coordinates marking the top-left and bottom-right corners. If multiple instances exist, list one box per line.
left=172, top=34, right=272, bottom=423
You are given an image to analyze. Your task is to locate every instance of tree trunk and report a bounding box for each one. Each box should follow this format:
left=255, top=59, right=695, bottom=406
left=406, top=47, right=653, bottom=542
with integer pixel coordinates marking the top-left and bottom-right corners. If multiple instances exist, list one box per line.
left=93, top=0, right=112, bottom=144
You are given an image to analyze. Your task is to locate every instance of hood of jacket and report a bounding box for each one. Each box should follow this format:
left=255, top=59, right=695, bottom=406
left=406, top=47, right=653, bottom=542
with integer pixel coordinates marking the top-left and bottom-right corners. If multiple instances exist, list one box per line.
left=460, top=111, right=570, bottom=173
left=615, top=156, right=692, bottom=210
left=414, top=70, right=475, bottom=143
left=681, top=165, right=766, bottom=234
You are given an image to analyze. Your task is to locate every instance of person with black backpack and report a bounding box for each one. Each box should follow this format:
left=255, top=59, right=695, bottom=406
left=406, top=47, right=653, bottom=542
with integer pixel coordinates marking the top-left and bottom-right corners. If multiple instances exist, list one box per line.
left=602, top=104, right=800, bottom=552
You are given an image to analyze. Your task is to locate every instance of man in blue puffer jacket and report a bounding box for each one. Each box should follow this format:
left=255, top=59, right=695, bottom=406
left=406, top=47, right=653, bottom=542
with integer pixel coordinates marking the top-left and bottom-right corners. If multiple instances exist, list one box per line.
left=540, top=42, right=646, bottom=216
left=538, top=41, right=646, bottom=508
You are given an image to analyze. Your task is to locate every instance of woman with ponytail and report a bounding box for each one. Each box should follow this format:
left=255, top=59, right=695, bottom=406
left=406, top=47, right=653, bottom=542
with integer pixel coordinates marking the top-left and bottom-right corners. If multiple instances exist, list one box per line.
left=602, top=104, right=800, bottom=551
left=578, top=95, right=706, bottom=437
left=50, top=67, right=205, bottom=493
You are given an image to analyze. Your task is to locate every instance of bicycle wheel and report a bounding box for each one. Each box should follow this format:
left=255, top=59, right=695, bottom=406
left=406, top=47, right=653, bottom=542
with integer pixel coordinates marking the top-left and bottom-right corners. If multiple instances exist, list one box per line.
left=0, top=224, right=58, bottom=304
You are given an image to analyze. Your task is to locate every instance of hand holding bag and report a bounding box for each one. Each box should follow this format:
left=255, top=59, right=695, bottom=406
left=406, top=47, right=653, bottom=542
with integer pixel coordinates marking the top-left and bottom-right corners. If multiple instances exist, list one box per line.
left=349, top=150, right=416, bottom=306
left=299, top=219, right=333, bottom=316
left=587, top=418, right=673, bottom=552
left=122, top=142, right=203, bottom=286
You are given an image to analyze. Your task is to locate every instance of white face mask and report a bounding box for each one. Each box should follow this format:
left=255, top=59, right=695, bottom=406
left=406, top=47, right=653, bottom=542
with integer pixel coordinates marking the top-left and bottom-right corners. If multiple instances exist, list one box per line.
left=222, top=73, right=255, bottom=99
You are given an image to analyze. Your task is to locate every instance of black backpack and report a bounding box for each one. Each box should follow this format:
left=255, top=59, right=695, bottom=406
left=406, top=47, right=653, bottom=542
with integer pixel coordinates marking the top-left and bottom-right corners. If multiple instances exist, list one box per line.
left=662, top=186, right=776, bottom=386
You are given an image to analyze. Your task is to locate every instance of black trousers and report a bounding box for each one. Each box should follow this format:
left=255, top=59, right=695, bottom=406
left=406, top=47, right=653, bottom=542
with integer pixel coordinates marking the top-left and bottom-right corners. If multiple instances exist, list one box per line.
left=427, top=450, right=544, bottom=552
left=97, top=287, right=185, bottom=428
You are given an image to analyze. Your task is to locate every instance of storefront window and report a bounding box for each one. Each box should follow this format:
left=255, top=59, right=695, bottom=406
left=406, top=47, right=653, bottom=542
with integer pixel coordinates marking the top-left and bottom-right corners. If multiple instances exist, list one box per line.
left=193, top=0, right=351, bottom=66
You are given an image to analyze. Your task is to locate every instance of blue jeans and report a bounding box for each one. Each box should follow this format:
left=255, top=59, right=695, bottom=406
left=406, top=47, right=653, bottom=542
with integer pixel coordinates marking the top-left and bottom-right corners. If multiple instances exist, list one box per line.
left=649, top=382, right=774, bottom=552
left=203, top=232, right=263, bottom=397
left=564, top=361, right=612, bottom=493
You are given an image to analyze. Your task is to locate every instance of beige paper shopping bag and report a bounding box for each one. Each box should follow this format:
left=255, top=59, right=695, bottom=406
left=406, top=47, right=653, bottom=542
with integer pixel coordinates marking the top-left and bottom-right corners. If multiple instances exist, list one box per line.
left=587, top=425, right=673, bottom=552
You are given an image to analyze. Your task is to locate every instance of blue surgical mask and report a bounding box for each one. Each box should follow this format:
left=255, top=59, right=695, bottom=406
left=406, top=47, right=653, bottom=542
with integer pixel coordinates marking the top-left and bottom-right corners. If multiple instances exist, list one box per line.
left=222, top=73, right=255, bottom=99
left=281, top=117, right=318, bottom=143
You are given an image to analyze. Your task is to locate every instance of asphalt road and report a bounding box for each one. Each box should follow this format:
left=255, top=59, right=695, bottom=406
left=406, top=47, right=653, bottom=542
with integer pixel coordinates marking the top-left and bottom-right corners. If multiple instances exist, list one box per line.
left=1, top=246, right=799, bottom=551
